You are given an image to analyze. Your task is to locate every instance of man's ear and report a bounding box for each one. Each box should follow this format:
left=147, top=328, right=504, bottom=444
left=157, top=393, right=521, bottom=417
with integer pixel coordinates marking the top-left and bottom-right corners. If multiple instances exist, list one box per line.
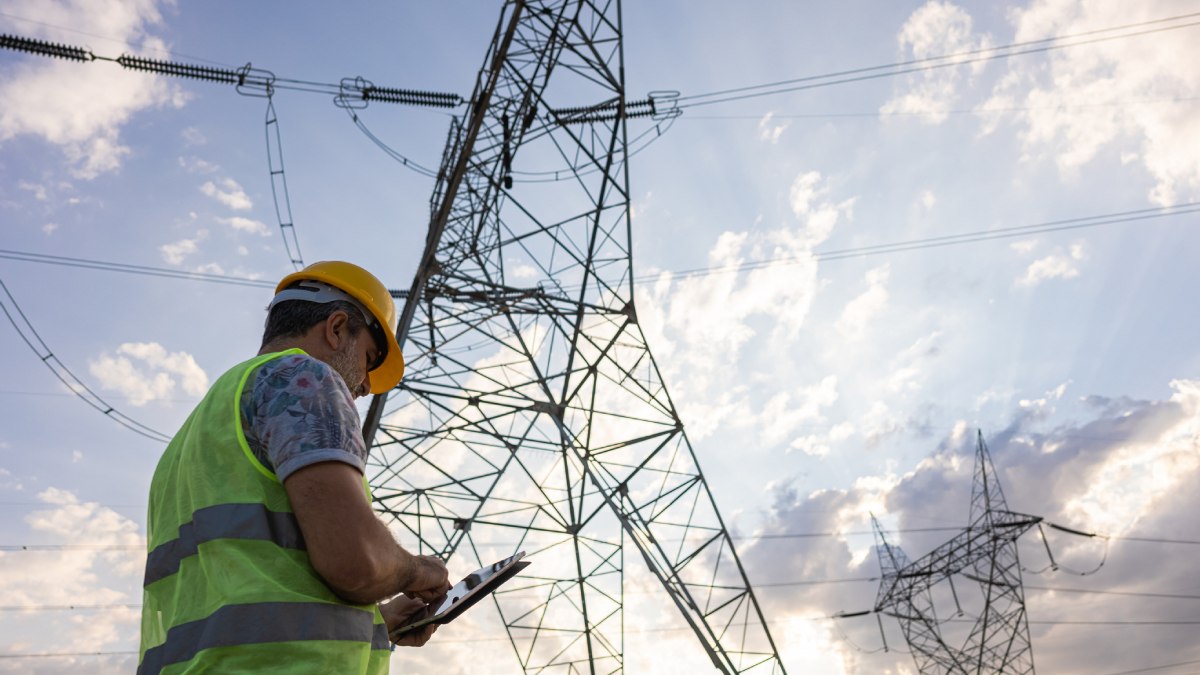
left=323, top=310, right=352, bottom=350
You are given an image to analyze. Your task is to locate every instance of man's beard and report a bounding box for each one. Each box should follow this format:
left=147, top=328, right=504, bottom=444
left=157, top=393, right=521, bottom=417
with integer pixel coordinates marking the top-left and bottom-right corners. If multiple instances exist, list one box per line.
left=328, top=333, right=368, bottom=398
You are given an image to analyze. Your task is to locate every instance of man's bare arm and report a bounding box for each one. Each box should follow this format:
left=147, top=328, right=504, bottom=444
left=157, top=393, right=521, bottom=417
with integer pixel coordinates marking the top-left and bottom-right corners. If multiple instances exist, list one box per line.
left=284, top=461, right=450, bottom=605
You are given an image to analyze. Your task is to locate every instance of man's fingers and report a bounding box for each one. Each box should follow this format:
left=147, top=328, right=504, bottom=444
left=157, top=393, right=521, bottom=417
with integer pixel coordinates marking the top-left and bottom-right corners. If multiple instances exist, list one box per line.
left=410, top=588, right=444, bottom=603
left=407, top=555, right=451, bottom=595
left=393, top=623, right=438, bottom=648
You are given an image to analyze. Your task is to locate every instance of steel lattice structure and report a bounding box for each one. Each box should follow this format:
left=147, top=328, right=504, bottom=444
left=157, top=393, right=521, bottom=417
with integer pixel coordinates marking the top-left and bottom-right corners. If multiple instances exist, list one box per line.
left=872, top=432, right=1038, bottom=674
left=360, top=1, right=785, bottom=673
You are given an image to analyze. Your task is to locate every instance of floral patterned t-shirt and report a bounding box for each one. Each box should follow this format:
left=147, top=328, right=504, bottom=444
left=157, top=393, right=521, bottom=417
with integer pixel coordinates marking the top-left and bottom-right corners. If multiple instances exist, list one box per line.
left=239, top=353, right=366, bottom=482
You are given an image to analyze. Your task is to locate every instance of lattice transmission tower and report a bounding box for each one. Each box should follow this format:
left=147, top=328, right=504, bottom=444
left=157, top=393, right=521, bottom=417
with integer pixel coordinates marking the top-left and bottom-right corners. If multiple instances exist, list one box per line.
left=360, top=1, right=786, bottom=673
left=872, top=432, right=1039, bottom=674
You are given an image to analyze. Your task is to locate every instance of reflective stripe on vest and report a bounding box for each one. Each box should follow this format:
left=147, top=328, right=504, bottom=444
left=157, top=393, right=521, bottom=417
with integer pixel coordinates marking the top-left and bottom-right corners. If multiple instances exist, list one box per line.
left=144, top=503, right=305, bottom=586
left=138, top=602, right=390, bottom=675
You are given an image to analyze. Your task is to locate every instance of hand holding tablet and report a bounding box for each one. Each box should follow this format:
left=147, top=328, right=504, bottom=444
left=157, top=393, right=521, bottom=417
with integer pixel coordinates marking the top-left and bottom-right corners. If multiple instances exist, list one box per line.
left=389, top=551, right=531, bottom=640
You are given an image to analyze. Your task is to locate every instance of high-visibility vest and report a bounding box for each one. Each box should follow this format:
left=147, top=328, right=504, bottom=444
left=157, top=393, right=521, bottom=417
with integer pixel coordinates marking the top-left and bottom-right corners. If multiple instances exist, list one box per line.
left=139, top=349, right=389, bottom=674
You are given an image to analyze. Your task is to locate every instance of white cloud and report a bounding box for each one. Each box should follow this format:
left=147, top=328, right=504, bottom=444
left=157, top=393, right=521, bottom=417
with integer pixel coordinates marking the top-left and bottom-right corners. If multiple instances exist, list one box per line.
left=789, top=170, right=856, bottom=242
left=159, top=229, right=207, bottom=265
left=0, top=487, right=143, bottom=669
left=760, top=375, right=839, bottom=447
left=89, top=342, right=209, bottom=405
left=1009, top=238, right=1038, bottom=254
left=181, top=126, right=206, bottom=146
left=17, top=180, right=47, bottom=201
left=0, top=1, right=187, bottom=178
left=41, top=222, right=58, bottom=235
left=638, top=171, right=856, bottom=442
left=510, top=263, right=537, bottom=279
left=1064, top=379, right=1200, bottom=535
left=194, top=262, right=224, bottom=274
left=835, top=264, right=891, bottom=340
left=758, top=111, right=789, bottom=144
left=983, top=0, right=1200, bottom=204
left=200, top=178, right=253, bottom=210
left=1015, top=241, right=1085, bottom=287
left=178, top=155, right=218, bottom=174
left=880, top=0, right=991, bottom=123
left=217, top=215, right=270, bottom=236
left=741, top=378, right=1200, bottom=673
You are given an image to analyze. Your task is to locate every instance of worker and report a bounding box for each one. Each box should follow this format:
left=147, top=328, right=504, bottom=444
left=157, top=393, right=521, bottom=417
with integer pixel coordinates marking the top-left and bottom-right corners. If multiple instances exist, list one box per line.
left=138, top=261, right=452, bottom=674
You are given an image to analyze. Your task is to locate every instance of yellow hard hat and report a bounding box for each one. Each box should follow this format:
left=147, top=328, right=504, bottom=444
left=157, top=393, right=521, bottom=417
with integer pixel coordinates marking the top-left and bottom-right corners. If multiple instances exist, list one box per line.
left=275, top=261, right=404, bottom=394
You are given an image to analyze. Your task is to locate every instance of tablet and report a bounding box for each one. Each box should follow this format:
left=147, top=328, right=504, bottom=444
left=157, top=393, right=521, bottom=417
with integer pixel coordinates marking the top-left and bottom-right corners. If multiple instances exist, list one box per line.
left=389, top=551, right=531, bottom=638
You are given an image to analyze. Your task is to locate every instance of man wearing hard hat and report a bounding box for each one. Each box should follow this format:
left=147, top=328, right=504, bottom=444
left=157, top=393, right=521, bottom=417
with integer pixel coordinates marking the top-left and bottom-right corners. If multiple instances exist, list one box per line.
left=138, top=261, right=451, bottom=674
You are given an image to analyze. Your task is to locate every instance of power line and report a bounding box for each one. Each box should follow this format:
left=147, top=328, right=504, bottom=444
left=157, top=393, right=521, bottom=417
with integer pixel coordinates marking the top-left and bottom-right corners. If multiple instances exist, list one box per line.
left=0, top=10, right=236, bottom=67
left=0, top=278, right=170, bottom=443
left=0, top=32, right=463, bottom=107
left=265, top=98, right=305, bottom=270
left=5, top=201, right=1194, bottom=295
left=675, top=11, right=1200, bottom=109
left=0, top=249, right=274, bottom=288
left=5, top=527, right=1195, bottom=552
left=1098, top=659, right=1200, bottom=675
left=574, top=202, right=1198, bottom=294
left=0, top=651, right=136, bottom=660
left=1025, top=585, right=1200, bottom=601
left=1115, top=536, right=1200, bottom=546
left=1, top=613, right=1197, bottom=661
left=682, top=95, right=1200, bottom=121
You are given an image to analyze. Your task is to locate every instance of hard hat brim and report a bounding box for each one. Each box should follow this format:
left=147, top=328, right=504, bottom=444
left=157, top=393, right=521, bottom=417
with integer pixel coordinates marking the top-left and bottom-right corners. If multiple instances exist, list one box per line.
left=368, top=329, right=404, bottom=394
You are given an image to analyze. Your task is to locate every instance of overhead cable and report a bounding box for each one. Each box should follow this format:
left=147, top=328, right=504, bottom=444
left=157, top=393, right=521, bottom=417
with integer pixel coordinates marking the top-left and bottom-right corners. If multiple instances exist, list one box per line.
left=0, top=278, right=170, bottom=443
left=0, top=32, right=463, bottom=106
left=0, top=614, right=1196, bottom=660
left=682, top=95, right=1200, bottom=122
left=674, top=11, right=1200, bottom=109
left=553, top=201, right=1198, bottom=294
left=0, top=249, right=274, bottom=288
left=3, top=202, right=1195, bottom=295
left=265, top=97, right=304, bottom=270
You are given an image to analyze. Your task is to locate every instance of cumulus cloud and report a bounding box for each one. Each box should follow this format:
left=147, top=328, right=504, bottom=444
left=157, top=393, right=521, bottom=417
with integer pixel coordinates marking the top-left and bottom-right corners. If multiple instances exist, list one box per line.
left=17, top=180, right=47, bottom=201
left=200, top=178, right=253, bottom=210
left=0, top=487, right=143, bottom=672
left=0, top=0, right=187, bottom=178
left=758, top=111, right=789, bottom=144
left=637, top=171, right=855, bottom=441
left=738, top=378, right=1200, bottom=673
left=159, top=228, right=207, bottom=265
left=178, top=155, right=217, bottom=174
left=760, top=375, right=840, bottom=448
left=982, top=0, right=1200, bottom=204
left=835, top=264, right=891, bottom=340
left=181, top=126, right=205, bottom=146
left=217, top=215, right=270, bottom=236
left=1015, top=242, right=1085, bottom=287
left=880, top=0, right=992, bottom=123
left=89, top=342, right=208, bottom=405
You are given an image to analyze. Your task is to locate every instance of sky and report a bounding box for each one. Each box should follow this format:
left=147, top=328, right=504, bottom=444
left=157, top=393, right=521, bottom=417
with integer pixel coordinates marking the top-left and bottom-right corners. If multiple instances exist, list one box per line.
left=1, top=0, right=1199, bottom=673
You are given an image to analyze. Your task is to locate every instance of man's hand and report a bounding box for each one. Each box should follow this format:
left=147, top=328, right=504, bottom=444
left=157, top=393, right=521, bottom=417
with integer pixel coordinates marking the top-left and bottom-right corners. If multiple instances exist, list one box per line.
left=381, top=595, right=439, bottom=647
left=404, top=555, right=451, bottom=603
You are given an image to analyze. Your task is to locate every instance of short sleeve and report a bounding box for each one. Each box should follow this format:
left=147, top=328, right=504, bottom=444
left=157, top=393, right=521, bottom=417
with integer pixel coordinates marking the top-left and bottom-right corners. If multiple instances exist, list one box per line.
left=240, top=353, right=367, bottom=482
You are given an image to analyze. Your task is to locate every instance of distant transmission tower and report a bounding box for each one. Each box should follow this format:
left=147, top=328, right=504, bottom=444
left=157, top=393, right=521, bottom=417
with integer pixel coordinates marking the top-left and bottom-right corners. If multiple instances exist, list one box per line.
left=361, top=1, right=785, bottom=673
left=872, top=432, right=1039, bottom=674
